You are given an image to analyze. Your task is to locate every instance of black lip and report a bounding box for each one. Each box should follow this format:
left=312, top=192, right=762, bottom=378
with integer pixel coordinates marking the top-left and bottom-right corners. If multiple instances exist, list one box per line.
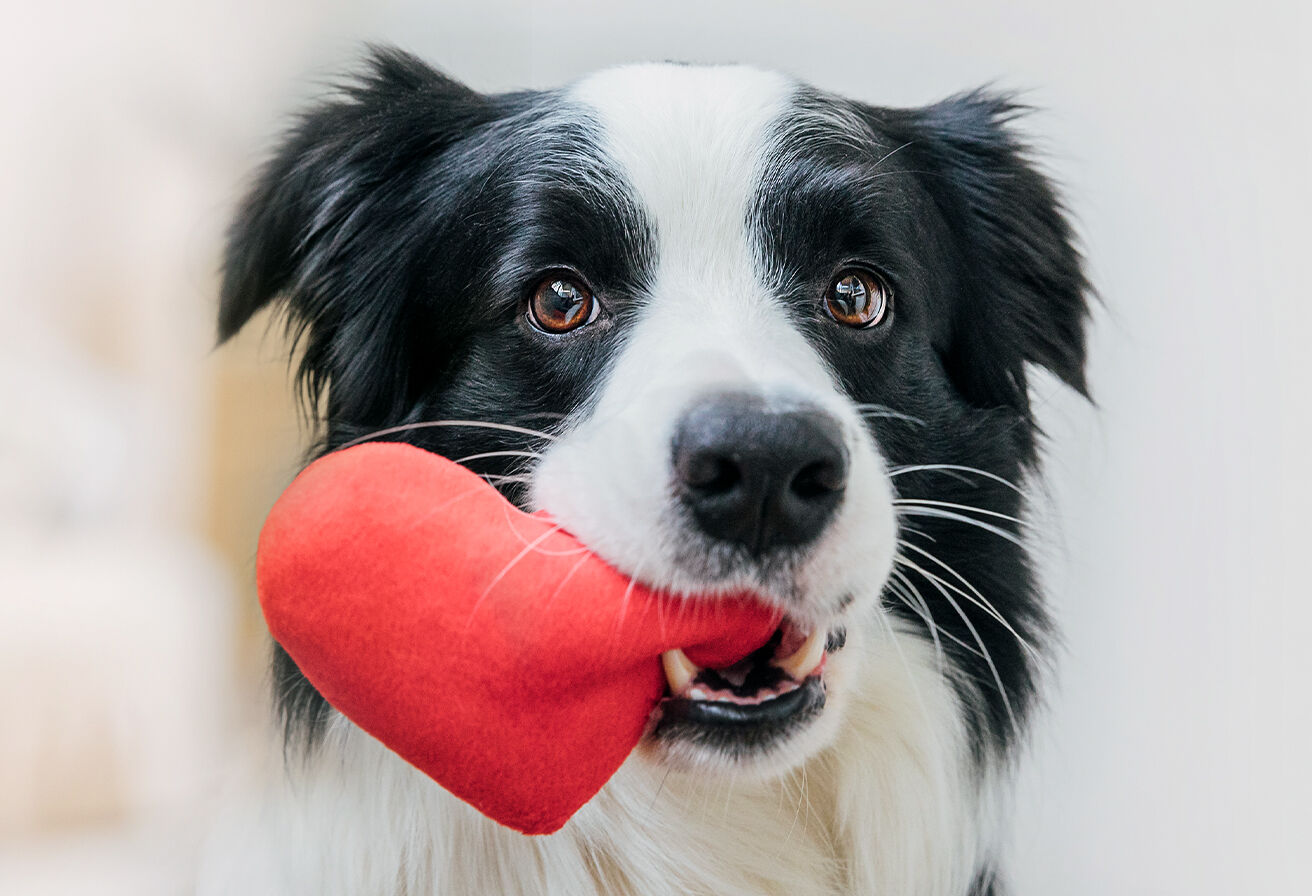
left=652, top=677, right=827, bottom=751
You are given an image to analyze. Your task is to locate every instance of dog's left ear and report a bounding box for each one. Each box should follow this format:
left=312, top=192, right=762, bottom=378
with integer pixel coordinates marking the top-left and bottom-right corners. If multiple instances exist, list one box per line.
left=889, top=92, right=1092, bottom=414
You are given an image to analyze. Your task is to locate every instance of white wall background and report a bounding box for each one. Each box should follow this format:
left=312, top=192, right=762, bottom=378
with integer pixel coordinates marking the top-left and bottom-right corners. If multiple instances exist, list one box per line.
left=2, top=1, right=1307, bottom=892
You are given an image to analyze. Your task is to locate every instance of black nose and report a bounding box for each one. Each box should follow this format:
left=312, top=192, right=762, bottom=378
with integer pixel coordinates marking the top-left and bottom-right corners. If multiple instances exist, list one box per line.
left=671, top=395, right=848, bottom=555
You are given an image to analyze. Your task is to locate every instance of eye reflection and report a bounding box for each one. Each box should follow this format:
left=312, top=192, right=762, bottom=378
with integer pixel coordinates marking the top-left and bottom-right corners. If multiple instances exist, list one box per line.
left=824, top=269, right=890, bottom=328
left=529, top=275, right=597, bottom=334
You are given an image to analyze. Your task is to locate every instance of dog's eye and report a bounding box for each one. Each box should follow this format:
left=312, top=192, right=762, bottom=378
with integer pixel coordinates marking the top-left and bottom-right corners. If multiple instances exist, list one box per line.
left=528, top=275, right=598, bottom=334
left=824, top=269, right=891, bottom=328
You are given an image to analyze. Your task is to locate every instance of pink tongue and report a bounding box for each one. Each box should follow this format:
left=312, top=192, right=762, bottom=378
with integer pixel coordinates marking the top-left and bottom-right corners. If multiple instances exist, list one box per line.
left=775, top=618, right=809, bottom=659
left=256, top=442, right=781, bottom=835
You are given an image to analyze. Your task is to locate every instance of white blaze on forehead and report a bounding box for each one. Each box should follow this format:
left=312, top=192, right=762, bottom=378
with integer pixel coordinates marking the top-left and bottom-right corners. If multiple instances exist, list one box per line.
left=569, top=64, right=835, bottom=400
left=570, top=64, right=791, bottom=281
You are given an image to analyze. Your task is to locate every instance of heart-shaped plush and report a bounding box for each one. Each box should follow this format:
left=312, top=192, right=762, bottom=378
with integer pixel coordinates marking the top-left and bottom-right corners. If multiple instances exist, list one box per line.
left=257, top=442, right=781, bottom=835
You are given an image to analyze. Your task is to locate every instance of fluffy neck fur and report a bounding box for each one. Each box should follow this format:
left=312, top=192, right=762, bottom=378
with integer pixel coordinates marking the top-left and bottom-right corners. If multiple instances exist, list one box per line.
left=204, top=619, right=993, bottom=896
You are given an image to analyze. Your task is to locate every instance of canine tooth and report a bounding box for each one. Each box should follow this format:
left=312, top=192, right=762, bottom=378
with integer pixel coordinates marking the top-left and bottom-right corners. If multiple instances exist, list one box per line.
left=776, top=628, right=827, bottom=680
left=661, top=648, right=700, bottom=695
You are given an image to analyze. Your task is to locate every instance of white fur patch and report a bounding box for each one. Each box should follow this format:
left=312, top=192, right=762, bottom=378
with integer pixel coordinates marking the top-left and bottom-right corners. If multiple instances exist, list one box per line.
left=201, top=613, right=983, bottom=895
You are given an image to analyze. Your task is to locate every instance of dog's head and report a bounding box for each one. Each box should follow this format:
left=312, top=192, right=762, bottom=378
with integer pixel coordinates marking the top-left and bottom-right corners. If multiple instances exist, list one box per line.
left=221, top=50, right=1088, bottom=778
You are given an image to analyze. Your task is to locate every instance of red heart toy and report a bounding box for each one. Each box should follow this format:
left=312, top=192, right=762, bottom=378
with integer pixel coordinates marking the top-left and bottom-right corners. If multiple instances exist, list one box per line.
left=257, top=442, right=782, bottom=834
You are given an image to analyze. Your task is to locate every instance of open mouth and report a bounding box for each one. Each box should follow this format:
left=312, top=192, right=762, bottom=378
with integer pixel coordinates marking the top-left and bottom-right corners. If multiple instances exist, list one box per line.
left=653, top=619, right=836, bottom=742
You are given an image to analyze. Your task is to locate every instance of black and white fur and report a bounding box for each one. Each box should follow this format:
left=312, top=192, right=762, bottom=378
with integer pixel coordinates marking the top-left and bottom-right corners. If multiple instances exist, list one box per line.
left=208, top=49, right=1089, bottom=895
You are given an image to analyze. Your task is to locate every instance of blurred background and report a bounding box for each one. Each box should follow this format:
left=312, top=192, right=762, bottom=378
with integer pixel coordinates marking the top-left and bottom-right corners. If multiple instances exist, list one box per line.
left=1, top=0, right=1307, bottom=893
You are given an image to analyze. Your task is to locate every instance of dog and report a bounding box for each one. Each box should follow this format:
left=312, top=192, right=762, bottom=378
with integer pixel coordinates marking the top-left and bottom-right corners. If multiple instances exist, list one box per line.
left=208, top=47, right=1089, bottom=895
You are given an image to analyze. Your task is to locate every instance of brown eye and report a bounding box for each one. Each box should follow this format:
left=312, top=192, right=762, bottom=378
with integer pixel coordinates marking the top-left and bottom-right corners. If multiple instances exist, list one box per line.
left=824, top=269, right=891, bottom=328
left=528, top=275, right=598, bottom=334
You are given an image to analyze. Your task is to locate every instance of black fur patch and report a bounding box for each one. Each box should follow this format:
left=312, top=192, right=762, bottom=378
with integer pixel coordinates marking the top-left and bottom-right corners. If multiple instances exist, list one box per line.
left=221, top=48, right=656, bottom=746
left=753, top=87, right=1089, bottom=753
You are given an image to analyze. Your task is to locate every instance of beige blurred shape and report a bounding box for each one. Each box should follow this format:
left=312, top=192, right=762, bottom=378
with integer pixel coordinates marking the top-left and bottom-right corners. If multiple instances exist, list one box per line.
left=0, top=1, right=328, bottom=889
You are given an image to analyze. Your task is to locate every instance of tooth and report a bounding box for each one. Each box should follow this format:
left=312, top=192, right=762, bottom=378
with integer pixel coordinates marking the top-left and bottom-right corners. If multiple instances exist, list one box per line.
left=776, top=629, right=827, bottom=680
left=661, top=648, right=700, bottom=695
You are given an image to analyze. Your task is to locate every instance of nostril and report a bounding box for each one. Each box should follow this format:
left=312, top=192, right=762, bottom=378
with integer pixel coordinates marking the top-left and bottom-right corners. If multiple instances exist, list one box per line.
left=790, top=459, right=845, bottom=500
left=681, top=452, right=741, bottom=495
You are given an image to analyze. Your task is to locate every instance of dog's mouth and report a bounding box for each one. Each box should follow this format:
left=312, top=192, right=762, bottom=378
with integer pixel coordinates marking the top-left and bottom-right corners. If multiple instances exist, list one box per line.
left=651, top=618, right=843, bottom=749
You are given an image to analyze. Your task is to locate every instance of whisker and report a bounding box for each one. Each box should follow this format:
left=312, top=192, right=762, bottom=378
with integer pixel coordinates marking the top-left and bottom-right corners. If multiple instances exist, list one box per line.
left=886, top=463, right=1025, bottom=494
left=462, top=524, right=566, bottom=633
left=852, top=404, right=927, bottom=427
left=887, top=567, right=995, bottom=662
left=894, top=507, right=1025, bottom=547
left=897, top=521, right=938, bottom=543
left=721, top=764, right=739, bottom=825
left=453, top=449, right=545, bottom=465
left=616, top=553, right=657, bottom=639
left=478, top=474, right=534, bottom=486
left=650, top=576, right=670, bottom=644
left=885, top=568, right=946, bottom=670
left=513, top=411, right=569, bottom=423
left=783, top=765, right=806, bottom=844
left=872, top=599, right=935, bottom=726
left=893, top=498, right=1032, bottom=530
left=648, top=765, right=675, bottom=815
left=919, top=620, right=984, bottom=660
left=902, top=560, right=1020, bottom=737
left=896, top=545, right=1040, bottom=661
left=894, top=554, right=1016, bottom=644
left=495, top=506, right=588, bottom=557
left=541, top=551, right=594, bottom=615
left=794, top=763, right=812, bottom=841
left=871, top=139, right=915, bottom=170
left=339, top=419, right=559, bottom=449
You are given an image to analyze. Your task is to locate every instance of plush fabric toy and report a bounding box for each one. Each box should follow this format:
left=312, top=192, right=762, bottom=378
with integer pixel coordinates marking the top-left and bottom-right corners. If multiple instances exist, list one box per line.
left=256, top=442, right=782, bottom=834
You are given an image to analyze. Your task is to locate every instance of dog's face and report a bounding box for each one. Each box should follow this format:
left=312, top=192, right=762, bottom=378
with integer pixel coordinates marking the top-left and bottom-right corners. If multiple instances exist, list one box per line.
left=221, top=52, right=1088, bottom=780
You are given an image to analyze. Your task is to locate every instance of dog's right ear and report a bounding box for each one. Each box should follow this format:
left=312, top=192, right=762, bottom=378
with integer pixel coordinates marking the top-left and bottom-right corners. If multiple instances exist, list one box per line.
left=217, top=47, right=489, bottom=344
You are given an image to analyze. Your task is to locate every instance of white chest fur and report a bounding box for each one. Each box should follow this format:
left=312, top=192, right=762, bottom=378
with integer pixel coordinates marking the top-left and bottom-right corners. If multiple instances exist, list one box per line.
left=201, top=619, right=990, bottom=896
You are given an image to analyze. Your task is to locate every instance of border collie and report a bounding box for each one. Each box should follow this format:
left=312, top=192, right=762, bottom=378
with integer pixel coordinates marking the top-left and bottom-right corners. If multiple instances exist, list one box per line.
left=208, top=48, right=1089, bottom=895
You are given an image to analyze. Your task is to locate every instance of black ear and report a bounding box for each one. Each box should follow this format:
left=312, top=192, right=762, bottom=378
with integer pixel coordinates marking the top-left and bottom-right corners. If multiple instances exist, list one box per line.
left=218, top=47, right=492, bottom=418
left=895, top=92, right=1091, bottom=414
